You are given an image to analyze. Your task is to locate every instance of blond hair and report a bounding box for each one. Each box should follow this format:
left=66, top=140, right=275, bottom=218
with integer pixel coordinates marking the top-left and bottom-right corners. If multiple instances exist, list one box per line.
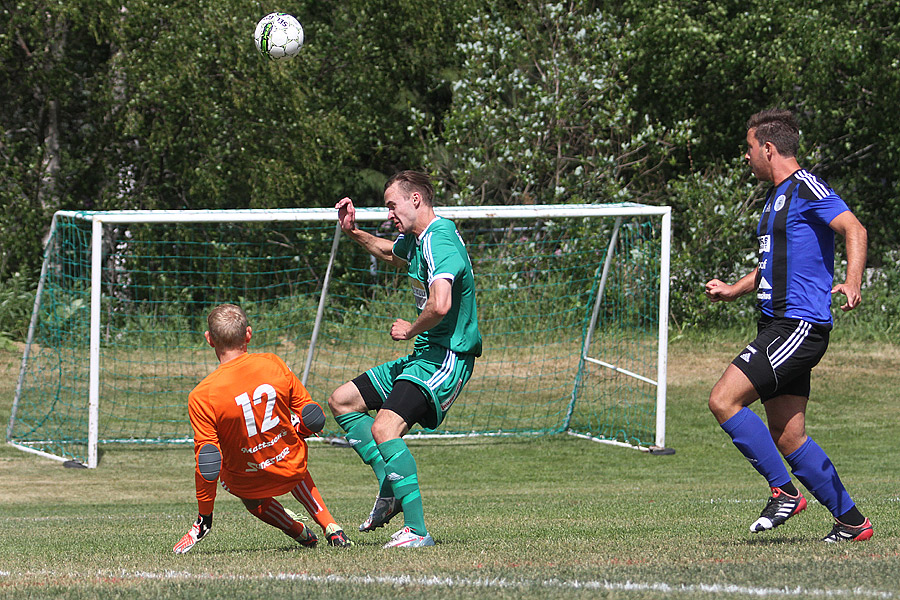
left=207, top=304, right=249, bottom=349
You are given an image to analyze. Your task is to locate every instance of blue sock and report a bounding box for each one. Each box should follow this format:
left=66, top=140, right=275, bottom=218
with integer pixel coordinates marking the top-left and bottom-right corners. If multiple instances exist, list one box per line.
left=785, top=437, right=855, bottom=518
left=720, top=407, right=792, bottom=488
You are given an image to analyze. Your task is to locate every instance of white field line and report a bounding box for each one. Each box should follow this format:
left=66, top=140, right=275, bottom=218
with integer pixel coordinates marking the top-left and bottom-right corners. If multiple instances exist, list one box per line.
left=0, top=570, right=894, bottom=598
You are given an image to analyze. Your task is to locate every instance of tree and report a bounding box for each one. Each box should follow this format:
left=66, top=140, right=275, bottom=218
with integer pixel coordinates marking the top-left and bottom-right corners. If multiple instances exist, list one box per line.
left=2, top=0, right=898, bottom=337
left=413, top=1, right=693, bottom=206
left=0, top=0, right=115, bottom=280
left=620, top=0, right=900, bottom=260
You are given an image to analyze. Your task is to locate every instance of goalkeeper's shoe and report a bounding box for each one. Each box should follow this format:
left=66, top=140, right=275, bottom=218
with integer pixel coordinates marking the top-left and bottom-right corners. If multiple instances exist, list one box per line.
left=359, top=496, right=401, bottom=532
left=173, top=514, right=212, bottom=554
left=292, top=522, right=318, bottom=548
left=383, top=526, right=434, bottom=549
left=823, top=517, right=874, bottom=543
left=325, top=523, right=354, bottom=548
left=749, top=486, right=807, bottom=533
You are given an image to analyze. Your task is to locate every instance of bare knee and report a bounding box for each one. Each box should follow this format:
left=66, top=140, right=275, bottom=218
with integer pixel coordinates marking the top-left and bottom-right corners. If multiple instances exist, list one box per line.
left=769, top=424, right=807, bottom=455
left=328, top=381, right=365, bottom=417
left=709, top=365, right=758, bottom=424
left=708, top=381, right=742, bottom=424
left=370, top=410, right=409, bottom=445
left=764, top=396, right=808, bottom=454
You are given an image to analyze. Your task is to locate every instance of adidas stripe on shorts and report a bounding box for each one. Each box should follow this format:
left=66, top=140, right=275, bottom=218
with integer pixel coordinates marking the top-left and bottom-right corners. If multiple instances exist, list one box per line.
left=732, top=316, right=831, bottom=401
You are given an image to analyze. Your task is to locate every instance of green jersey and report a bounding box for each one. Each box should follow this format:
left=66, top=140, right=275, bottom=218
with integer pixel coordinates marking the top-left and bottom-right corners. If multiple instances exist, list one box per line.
left=392, top=217, right=482, bottom=357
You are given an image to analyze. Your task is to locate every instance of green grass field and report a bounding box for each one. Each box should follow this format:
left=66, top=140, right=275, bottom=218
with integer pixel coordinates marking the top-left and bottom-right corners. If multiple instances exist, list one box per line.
left=1, top=335, right=898, bottom=599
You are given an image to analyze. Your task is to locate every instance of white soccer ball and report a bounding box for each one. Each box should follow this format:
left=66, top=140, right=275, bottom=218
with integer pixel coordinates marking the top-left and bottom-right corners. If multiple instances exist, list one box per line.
left=254, top=12, right=304, bottom=60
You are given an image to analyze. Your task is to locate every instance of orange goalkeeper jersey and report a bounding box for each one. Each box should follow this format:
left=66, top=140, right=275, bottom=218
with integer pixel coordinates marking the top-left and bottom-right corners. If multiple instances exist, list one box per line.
left=188, top=352, right=319, bottom=514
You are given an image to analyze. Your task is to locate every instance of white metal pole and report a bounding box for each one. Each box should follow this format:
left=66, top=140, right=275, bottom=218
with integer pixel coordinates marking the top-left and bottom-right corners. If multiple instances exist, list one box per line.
left=8, top=213, right=59, bottom=442
left=582, top=217, right=623, bottom=358
left=654, top=208, right=672, bottom=450
left=302, top=223, right=342, bottom=386
left=563, top=217, right=623, bottom=431
left=88, top=217, right=103, bottom=468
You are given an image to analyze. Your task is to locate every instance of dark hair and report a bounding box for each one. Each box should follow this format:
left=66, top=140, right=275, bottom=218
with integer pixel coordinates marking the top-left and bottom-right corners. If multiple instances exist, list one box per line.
left=746, top=109, right=800, bottom=158
left=384, top=170, right=435, bottom=206
left=207, top=303, right=249, bottom=349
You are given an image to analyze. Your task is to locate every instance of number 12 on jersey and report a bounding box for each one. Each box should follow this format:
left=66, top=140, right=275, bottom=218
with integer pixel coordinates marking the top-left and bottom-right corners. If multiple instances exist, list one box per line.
left=234, top=383, right=280, bottom=437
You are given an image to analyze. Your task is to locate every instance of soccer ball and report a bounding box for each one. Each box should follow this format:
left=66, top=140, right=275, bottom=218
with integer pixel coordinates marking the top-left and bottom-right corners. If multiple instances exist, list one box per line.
left=254, top=12, right=304, bottom=60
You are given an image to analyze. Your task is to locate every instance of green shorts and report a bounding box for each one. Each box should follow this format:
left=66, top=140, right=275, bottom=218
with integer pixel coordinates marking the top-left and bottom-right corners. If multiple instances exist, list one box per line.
left=364, top=346, right=476, bottom=430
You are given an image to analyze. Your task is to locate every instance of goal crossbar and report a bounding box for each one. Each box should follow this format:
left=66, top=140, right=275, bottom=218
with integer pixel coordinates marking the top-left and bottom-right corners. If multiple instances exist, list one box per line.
left=57, top=203, right=670, bottom=223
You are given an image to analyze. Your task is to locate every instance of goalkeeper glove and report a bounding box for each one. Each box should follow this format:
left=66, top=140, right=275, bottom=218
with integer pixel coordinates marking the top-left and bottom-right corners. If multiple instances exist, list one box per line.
left=173, top=513, right=212, bottom=554
left=291, top=403, right=326, bottom=438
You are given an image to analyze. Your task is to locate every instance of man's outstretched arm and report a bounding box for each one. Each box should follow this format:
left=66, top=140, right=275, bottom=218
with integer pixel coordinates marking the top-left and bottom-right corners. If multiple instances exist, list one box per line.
left=336, top=197, right=405, bottom=267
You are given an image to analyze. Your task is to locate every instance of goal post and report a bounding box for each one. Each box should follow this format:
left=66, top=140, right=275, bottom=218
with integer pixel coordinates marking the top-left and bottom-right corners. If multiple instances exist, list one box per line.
left=7, top=204, right=671, bottom=468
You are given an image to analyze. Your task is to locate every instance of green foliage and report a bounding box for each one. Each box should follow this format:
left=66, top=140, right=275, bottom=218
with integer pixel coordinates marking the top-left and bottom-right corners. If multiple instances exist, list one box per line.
left=621, top=0, right=900, bottom=257
left=105, top=1, right=351, bottom=210
left=2, top=0, right=899, bottom=338
left=831, top=248, right=900, bottom=342
left=0, top=0, right=478, bottom=252
left=415, top=2, right=693, bottom=205
left=0, top=273, right=36, bottom=341
left=0, top=0, right=115, bottom=277
left=665, top=159, right=761, bottom=330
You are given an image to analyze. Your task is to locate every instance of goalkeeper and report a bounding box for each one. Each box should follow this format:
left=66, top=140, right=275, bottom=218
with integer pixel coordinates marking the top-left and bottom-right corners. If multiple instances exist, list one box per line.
left=173, top=303, right=352, bottom=553
left=329, top=170, right=482, bottom=548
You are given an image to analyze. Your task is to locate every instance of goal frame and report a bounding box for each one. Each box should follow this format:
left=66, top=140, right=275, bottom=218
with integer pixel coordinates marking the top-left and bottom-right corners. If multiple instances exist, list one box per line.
left=8, top=204, right=671, bottom=468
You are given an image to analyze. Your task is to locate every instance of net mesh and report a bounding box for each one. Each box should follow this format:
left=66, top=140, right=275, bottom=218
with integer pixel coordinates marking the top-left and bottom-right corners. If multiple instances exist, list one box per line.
left=8, top=208, right=665, bottom=464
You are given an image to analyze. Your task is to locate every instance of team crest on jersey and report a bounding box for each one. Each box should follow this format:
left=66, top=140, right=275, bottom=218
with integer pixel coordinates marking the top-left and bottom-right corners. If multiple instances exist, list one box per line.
left=773, top=194, right=786, bottom=212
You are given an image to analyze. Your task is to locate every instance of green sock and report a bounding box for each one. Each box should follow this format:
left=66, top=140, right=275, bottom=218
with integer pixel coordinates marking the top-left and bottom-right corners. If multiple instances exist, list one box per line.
left=334, top=412, right=387, bottom=488
left=378, top=438, right=426, bottom=536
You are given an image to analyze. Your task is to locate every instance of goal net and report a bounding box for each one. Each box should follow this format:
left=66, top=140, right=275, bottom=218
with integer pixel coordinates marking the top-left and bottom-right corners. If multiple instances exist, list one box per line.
left=7, top=205, right=671, bottom=468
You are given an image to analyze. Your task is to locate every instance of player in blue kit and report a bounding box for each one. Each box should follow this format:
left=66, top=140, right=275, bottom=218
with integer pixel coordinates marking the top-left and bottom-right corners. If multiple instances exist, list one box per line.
left=705, top=109, right=872, bottom=542
left=328, top=170, right=482, bottom=548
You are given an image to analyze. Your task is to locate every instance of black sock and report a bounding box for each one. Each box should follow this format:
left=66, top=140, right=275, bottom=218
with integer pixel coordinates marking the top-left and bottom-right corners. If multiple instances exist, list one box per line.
left=778, top=481, right=799, bottom=496
left=837, top=506, right=865, bottom=527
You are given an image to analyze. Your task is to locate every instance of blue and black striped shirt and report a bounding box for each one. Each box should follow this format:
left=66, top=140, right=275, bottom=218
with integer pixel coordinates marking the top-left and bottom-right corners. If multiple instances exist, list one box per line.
left=755, top=169, right=849, bottom=325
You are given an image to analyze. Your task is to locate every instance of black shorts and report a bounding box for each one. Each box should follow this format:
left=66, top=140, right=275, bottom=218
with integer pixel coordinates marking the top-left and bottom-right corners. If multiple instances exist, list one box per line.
left=352, top=374, right=430, bottom=428
left=731, top=316, right=831, bottom=402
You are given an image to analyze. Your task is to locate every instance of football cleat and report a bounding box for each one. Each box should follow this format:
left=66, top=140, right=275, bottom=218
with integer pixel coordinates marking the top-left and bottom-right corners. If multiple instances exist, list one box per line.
left=325, top=523, right=354, bottom=547
left=359, top=496, right=401, bottom=532
left=750, top=487, right=807, bottom=533
left=173, top=514, right=212, bottom=554
left=823, top=517, right=874, bottom=543
left=383, top=526, right=435, bottom=548
left=292, top=522, right=318, bottom=548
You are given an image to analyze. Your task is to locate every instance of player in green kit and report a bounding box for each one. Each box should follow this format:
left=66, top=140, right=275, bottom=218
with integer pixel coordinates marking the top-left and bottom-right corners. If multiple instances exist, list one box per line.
left=328, top=170, right=482, bottom=548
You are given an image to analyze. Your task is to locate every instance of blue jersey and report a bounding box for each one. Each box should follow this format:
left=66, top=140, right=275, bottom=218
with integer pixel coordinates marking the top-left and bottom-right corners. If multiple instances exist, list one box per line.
left=755, top=169, right=849, bottom=324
